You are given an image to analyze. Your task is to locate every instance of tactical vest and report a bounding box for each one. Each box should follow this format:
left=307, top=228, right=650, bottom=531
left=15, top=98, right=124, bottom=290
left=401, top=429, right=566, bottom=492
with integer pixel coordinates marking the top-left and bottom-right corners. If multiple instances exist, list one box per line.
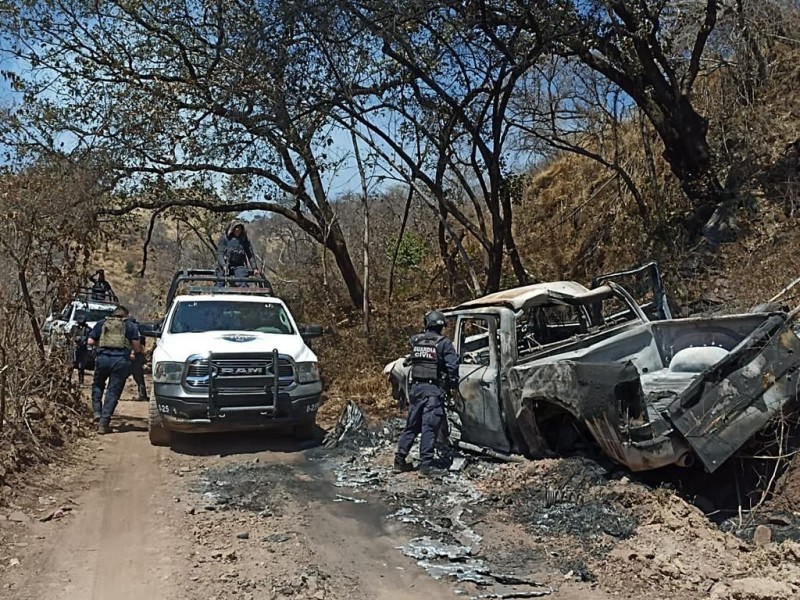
left=409, top=332, right=442, bottom=382
left=224, top=239, right=247, bottom=266
left=73, top=325, right=90, bottom=346
left=99, top=316, right=131, bottom=350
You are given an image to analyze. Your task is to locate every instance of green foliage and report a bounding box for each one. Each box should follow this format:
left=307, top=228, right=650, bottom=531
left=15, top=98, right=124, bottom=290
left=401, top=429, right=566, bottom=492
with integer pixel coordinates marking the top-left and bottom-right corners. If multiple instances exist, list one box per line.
left=124, top=259, right=136, bottom=274
left=387, top=234, right=427, bottom=270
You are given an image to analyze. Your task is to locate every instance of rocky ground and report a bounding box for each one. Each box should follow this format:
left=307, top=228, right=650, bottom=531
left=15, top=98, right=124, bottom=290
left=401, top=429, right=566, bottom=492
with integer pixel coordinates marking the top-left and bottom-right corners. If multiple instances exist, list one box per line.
left=1, top=391, right=799, bottom=600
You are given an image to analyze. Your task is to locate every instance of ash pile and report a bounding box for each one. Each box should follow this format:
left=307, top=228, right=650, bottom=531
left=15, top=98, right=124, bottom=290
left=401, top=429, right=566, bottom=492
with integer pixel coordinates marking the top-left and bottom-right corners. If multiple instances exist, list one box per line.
left=322, top=401, right=555, bottom=598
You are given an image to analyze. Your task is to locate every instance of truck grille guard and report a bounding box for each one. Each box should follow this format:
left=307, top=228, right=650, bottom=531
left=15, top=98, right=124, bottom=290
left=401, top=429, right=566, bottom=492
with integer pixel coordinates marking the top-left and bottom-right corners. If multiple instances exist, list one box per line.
left=183, top=350, right=294, bottom=418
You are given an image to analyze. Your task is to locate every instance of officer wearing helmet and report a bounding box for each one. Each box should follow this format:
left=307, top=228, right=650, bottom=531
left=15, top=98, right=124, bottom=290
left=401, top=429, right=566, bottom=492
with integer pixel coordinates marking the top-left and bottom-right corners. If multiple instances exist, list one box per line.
left=394, top=310, right=459, bottom=477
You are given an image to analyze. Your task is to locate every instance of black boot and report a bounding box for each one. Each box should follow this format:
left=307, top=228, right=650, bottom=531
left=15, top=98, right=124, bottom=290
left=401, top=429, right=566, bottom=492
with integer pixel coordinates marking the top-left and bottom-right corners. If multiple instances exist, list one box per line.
left=393, top=457, right=414, bottom=473
left=137, top=384, right=149, bottom=401
left=418, top=464, right=445, bottom=478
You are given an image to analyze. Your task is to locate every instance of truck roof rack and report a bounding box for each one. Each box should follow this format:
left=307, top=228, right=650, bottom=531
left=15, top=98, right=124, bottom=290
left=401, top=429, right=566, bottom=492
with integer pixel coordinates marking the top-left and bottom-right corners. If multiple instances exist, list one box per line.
left=165, top=269, right=276, bottom=309
left=72, top=286, right=119, bottom=305
left=185, top=286, right=277, bottom=297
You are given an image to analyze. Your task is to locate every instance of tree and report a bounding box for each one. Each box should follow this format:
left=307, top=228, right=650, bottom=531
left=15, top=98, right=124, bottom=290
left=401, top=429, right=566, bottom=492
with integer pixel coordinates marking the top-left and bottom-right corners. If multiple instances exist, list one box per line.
left=322, top=0, right=544, bottom=293
left=1, top=0, right=366, bottom=308
left=513, top=57, right=650, bottom=228
left=0, top=159, right=101, bottom=357
left=486, top=0, right=727, bottom=229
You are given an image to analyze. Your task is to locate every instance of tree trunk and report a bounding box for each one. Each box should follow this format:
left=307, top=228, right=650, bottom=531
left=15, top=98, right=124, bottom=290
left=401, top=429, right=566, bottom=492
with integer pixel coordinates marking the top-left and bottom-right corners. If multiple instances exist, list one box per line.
left=437, top=221, right=455, bottom=297
left=19, top=268, right=45, bottom=358
left=0, top=344, right=6, bottom=433
left=362, top=201, right=370, bottom=336
left=500, top=188, right=529, bottom=285
left=324, top=223, right=365, bottom=310
left=484, top=241, right=504, bottom=294
left=643, top=97, right=727, bottom=229
left=350, top=126, right=371, bottom=334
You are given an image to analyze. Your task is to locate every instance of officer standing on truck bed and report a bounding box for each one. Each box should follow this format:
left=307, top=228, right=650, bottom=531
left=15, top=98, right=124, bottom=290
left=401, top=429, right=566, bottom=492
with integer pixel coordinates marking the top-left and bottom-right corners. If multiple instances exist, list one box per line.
left=394, top=310, right=459, bottom=477
left=216, top=221, right=259, bottom=286
left=89, top=269, right=115, bottom=301
left=87, top=306, right=141, bottom=434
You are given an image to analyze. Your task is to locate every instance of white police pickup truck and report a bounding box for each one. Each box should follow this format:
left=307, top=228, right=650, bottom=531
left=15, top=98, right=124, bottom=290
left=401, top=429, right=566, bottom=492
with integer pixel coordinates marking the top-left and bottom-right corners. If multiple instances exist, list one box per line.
left=43, top=292, right=118, bottom=365
left=143, top=270, right=323, bottom=446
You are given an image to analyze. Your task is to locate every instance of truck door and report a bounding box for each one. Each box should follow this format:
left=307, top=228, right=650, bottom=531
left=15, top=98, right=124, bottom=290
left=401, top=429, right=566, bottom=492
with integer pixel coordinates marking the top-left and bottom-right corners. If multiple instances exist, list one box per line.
left=453, top=314, right=510, bottom=453
left=591, top=261, right=672, bottom=320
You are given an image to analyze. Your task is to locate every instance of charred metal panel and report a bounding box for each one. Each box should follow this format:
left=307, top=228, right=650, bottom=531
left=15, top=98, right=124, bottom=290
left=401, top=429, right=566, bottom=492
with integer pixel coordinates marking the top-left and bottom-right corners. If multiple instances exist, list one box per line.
left=508, top=361, right=638, bottom=445
left=455, top=363, right=509, bottom=452
left=508, top=360, right=693, bottom=470
left=668, top=321, right=800, bottom=472
left=454, top=312, right=510, bottom=453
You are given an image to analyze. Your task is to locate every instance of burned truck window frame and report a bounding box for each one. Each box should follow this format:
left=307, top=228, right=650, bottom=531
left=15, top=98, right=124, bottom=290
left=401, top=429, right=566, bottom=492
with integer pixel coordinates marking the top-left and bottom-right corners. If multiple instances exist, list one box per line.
left=457, top=316, right=497, bottom=367
left=515, top=304, right=589, bottom=357
left=589, top=295, right=637, bottom=327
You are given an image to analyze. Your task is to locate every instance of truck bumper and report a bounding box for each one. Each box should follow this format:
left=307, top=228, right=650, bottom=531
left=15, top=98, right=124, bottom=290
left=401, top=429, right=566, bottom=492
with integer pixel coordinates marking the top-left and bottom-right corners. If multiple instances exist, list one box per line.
left=153, top=381, right=322, bottom=433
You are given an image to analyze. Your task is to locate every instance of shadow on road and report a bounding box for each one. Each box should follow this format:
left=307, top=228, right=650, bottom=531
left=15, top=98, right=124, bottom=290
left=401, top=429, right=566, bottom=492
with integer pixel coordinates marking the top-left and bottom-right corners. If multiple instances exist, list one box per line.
left=168, top=426, right=326, bottom=457
left=111, top=414, right=148, bottom=434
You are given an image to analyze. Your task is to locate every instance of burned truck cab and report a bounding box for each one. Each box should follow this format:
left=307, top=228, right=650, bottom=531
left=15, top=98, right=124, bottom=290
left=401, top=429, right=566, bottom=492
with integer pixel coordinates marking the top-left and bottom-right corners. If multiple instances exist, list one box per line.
left=386, top=264, right=800, bottom=473
left=440, top=281, right=653, bottom=460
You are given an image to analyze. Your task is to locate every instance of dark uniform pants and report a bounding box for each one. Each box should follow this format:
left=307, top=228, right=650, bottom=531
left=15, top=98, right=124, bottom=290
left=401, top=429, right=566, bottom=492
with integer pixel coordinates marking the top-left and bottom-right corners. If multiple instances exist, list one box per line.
left=92, top=353, right=132, bottom=422
left=395, top=382, right=445, bottom=468
left=73, top=345, right=89, bottom=381
left=216, top=264, right=249, bottom=287
left=131, top=352, right=148, bottom=399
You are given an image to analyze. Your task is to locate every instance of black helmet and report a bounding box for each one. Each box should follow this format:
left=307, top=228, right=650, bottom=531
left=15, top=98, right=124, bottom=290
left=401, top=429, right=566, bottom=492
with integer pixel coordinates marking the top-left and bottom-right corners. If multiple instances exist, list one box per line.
left=424, top=310, right=446, bottom=329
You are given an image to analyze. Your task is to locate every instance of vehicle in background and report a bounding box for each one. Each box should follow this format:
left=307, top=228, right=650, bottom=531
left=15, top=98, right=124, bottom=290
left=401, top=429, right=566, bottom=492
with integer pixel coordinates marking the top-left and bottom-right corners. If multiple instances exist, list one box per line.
left=43, top=288, right=118, bottom=367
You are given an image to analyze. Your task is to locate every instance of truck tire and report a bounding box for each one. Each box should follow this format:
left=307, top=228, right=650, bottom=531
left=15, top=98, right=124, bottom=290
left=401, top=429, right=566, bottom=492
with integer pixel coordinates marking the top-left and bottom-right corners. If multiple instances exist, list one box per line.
left=148, top=398, right=172, bottom=447
left=293, top=420, right=316, bottom=441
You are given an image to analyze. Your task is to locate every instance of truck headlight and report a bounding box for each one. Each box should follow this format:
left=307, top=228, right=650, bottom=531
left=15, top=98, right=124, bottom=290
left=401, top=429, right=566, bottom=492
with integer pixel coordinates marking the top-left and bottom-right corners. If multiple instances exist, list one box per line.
left=153, top=362, right=184, bottom=384
left=296, top=361, right=320, bottom=383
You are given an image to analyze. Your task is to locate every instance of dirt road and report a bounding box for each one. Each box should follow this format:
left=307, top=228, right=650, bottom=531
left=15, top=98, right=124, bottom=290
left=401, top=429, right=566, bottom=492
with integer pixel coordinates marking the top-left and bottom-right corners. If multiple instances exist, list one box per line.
left=3, top=395, right=800, bottom=600
left=0, top=399, right=541, bottom=600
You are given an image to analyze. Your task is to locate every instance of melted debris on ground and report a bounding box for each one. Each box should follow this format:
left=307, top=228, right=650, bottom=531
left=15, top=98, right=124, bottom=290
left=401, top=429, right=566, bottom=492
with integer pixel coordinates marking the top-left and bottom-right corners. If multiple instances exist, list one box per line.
left=186, top=402, right=800, bottom=600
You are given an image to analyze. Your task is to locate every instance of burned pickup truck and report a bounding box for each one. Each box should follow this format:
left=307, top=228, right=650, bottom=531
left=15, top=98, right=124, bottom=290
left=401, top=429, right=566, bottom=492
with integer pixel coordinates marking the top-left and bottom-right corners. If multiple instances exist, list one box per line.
left=386, top=270, right=800, bottom=473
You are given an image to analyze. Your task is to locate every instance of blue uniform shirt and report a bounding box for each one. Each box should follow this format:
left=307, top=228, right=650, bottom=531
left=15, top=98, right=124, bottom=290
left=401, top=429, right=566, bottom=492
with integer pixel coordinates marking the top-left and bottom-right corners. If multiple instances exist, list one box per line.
left=89, top=319, right=141, bottom=357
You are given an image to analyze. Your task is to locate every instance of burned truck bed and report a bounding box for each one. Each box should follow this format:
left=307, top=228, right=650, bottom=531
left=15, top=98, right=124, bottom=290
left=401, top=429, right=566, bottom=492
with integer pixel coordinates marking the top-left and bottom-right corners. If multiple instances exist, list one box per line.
left=510, top=313, right=800, bottom=472
left=385, top=269, right=800, bottom=473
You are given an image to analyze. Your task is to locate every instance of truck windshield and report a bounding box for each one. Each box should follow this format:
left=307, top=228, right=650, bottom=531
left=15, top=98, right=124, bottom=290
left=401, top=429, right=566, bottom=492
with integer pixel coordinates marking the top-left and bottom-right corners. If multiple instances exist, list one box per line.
left=74, top=307, right=117, bottom=322
left=169, top=301, right=295, bottom=334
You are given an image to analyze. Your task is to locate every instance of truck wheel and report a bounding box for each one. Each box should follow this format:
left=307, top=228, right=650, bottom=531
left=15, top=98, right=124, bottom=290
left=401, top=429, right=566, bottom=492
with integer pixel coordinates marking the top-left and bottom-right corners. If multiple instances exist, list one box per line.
left=148, top=398, right=172, bottom=447
left=293, top=421, right=316, bottom=441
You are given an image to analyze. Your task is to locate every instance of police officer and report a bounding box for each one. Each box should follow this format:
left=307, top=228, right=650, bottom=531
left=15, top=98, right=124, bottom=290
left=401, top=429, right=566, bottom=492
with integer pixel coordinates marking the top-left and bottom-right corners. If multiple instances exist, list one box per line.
left=216, top=221, right=259, bottom=287
left=89, top=269, right=115, bottom=301
left=394, top=310, right=459, bottom=477
left=128, top=317, right=149, bottom=401
left=87, top=305, right=141, bottom=434
left=68, top=312, right=92, bottom=385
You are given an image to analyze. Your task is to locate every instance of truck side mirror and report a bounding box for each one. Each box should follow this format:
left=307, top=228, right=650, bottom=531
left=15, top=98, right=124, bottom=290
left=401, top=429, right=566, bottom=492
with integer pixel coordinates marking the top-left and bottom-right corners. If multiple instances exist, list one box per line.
left=139, top=321, right=163, bottom=339
left=299, top=324, right=323, bottom=339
